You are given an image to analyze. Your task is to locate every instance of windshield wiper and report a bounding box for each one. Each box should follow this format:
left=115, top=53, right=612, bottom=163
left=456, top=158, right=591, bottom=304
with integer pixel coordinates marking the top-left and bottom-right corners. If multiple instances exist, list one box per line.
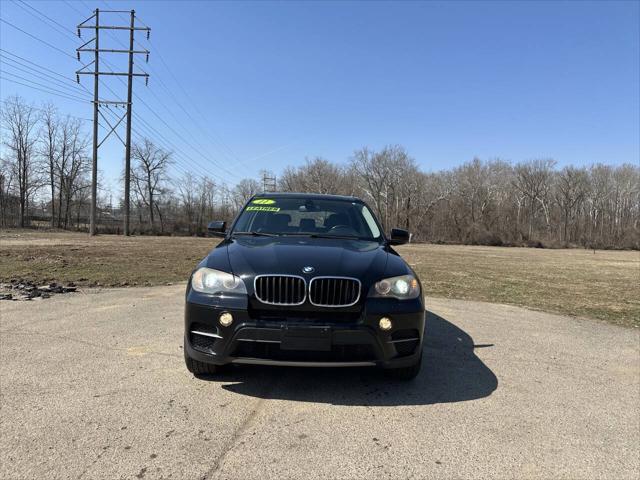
left=307, top=233, right=369, bottom=240
left=232, top=231, right=280, bottom=237
left=234, top=231, right=372, bottom=240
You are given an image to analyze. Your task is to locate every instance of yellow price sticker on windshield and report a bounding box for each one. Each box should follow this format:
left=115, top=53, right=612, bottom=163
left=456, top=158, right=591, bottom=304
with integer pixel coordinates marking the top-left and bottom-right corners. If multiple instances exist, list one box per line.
left=252, top=198, right=276, bottom=205
left=246, top=206, right=280, bottom=212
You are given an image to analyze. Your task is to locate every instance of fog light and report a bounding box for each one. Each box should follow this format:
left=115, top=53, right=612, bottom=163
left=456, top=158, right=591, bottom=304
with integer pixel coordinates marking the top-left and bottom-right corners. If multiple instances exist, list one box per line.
left=379, top=317, right=392, bottom=331
left=219, top=312, right=233, bottom=327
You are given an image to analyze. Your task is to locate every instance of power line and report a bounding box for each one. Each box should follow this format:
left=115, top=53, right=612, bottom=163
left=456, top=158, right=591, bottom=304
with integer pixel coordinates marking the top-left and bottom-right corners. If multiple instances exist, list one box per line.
left=132, top=107, right=238, bottom=184
left=62, top=0, right=84, bottom=18
left=98, top=54, right=242, bottom=182
left=139, top=57, right=243, bottom=168
left=148, top=37, right=243, bottom=162
left=98, top=0, right=247, bottom=171
left=0, top=104, right=92, bottom=123
left=0, top=49, right=78, bottom=83
left=131, top=111, right=229, bottom=184
left=14, top=0, right=79, bottom=43
left=18, top=0, right=72, bottom=33
left=0, top=18, right=78, bottom=60
left=100, top=105, right=218, bottom=186
left=0, top=18, right=94, bottom=100
left=97, top=68, right=239, bottom=186
left=0, top=68, right=89, bottom=99
left=0, top=48, right=94, bottom=105
left=98, top=0, right=276, bottom=179
left=88, top=24, right=240, bottom=179
left=145, top=46, right=295, bottom=174
left=0, top=75, right=87, bottom=103
left=21, top=104, right=93, bottom=122
left=0, top=75, right=90, bottom=103
left=98, top=97, right=231, bottom=186
left=0, top=60, right=89, bottom=97
left=94, top=1, right=279, bottom=178
left=138, top=81, right=241, bottom=180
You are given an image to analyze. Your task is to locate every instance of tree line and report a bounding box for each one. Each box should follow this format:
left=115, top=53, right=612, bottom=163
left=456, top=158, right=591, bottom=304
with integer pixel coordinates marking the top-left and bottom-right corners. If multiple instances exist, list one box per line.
left=2, top=96, right=638, bottom=249
left=279, top=150, right=639, bottom=249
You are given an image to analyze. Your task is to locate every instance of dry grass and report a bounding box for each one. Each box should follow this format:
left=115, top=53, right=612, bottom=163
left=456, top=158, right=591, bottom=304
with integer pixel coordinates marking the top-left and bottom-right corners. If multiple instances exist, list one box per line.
left=1, top=230, right=638, bottom=327
left=398, top=244, right=640, bottom=328
left=0, top=230, right=213, bottom=288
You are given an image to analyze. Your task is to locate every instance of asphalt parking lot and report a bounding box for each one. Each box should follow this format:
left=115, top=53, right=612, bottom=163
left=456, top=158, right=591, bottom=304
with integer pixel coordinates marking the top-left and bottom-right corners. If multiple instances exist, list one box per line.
left=1, top=285, right=638, bottom=479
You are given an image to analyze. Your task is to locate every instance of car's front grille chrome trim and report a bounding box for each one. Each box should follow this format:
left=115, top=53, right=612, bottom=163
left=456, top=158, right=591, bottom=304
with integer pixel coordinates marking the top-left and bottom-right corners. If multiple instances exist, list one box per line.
left=308, top=276, right=361, bottom=307
left=254, top=274, right=307, bottom=306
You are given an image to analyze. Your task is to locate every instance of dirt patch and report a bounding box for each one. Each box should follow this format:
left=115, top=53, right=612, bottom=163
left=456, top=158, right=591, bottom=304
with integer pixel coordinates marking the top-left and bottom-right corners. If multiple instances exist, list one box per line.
left=0, top=229, right=213, bottom=288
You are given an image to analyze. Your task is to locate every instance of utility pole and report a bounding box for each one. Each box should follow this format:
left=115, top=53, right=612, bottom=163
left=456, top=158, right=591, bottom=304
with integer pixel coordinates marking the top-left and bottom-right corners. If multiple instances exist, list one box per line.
left=90, top=9, right=99, bottom=236
left=76, top=9, right=150, bottom=236
left=123, top=10, right=135, bottom=236
left=262, top=172, right=277, bottom=193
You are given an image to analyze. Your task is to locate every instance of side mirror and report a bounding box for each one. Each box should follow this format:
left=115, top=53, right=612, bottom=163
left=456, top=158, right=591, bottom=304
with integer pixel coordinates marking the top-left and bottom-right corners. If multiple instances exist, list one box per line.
left=388, top=228, right=410, bottom=245
left=207, top=221, right=226, bottom=237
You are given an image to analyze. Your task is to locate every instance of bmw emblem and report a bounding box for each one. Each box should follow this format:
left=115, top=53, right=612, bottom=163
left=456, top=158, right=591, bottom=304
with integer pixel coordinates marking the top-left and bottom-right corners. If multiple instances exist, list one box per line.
left=302, top=266, right=315, bottom=274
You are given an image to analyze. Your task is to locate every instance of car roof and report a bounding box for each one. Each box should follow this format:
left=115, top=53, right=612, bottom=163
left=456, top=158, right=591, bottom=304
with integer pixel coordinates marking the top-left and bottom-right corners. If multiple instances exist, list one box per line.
left=253, top=192, right=363, bottom=202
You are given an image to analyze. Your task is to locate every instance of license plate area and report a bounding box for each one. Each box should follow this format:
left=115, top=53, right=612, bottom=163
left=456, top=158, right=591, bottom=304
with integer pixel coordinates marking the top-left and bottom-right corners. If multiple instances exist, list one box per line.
left=281, top=326, right=331, bottom=351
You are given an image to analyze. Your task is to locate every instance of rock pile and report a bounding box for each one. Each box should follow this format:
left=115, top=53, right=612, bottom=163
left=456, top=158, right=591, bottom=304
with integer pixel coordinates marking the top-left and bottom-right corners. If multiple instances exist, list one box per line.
left=0, top=280, right=77, bottom=301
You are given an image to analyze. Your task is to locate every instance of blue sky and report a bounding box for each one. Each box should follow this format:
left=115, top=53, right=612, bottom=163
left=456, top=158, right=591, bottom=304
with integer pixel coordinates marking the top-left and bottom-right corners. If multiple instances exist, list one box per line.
left=1, top=0, right=638, bottom=192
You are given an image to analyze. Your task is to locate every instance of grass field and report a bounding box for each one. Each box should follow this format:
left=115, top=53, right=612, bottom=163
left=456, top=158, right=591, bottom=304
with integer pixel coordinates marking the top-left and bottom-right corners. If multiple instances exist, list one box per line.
left=400, top=244, right=639, bottom=328
left=1, top=230, right=638, bottom=327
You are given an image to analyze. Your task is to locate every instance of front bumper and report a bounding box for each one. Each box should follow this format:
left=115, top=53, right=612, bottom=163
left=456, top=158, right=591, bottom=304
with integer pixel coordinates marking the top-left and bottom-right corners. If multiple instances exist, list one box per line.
left=184, top=291, right=425, bottom=368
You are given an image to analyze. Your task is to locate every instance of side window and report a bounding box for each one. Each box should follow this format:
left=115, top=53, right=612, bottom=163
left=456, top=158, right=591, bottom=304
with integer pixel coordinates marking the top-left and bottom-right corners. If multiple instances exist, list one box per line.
left=361, top=206, right=381, bottom=238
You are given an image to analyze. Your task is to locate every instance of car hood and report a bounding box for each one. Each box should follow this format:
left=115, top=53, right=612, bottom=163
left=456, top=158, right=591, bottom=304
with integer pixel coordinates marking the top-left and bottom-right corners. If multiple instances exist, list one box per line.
left=223, top=236, right=389, bottom=281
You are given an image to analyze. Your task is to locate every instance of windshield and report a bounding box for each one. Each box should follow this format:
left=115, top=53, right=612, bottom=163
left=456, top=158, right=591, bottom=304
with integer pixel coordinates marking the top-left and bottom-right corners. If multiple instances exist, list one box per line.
left=232, top=197, right=383, bottom=240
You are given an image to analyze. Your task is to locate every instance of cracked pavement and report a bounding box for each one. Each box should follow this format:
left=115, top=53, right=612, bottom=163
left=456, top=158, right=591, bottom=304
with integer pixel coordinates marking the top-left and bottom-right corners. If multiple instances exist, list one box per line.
left=1, top=285, right=638, bottom=479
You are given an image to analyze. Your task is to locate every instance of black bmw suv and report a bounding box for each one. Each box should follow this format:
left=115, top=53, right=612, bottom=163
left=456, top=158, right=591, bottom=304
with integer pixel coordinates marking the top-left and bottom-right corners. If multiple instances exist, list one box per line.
left=184, top=193, right=425, bottom=380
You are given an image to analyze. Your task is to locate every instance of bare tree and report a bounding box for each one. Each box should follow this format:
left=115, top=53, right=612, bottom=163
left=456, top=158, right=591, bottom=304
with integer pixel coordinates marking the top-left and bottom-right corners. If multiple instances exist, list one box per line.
left=198, top=176, right=217, bottom=231
left=408, top=171, right=452, bottom=239
left=0, top=158, right=16, bottom=227
left=351, top=147, right=390, bottom=228
left=131, top=139, right=172, bottom=232
left=448, top=158, right=511, bottom=243
left=53, top=117, right=90, bottom=228
left=233, top=178, right=261, bottom=210
left=513, top=159, right=557, bottom=239
left=60, top=122, right=90, bottom=228
left=555, top=166, right=589, bottom=243
left=177, top=172, right=198, bottom=234
left=1, top=96, right=41, bottom=227
left=39, top=104, right=59, bottom=227
left=351, top=145, right=419, bottom=232
left=55, top=116, right=71, bottom=227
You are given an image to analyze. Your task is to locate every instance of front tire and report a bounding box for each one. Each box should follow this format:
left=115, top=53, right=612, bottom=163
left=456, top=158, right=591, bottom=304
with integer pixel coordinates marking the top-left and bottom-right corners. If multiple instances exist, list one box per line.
left=184, top=339, right=220, bottom=376
left=386, top=353, right=422, bottom=380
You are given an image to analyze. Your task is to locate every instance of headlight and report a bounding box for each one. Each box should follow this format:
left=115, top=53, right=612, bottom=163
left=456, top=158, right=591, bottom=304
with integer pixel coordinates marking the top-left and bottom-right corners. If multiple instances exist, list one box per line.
left=370, top=274, right=420, bottom=300
left=191, top=267, right=247, bottom=295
